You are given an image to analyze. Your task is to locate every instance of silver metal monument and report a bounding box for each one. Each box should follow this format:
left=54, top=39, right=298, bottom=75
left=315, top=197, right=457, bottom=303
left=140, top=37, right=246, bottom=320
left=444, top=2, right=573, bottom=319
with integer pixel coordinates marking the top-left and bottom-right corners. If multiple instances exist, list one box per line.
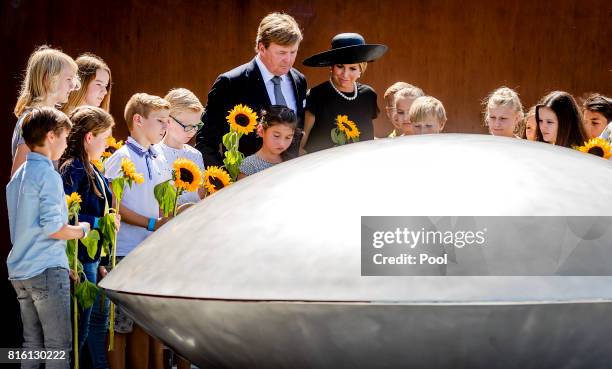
left=100, top=134, right=612, bottom=369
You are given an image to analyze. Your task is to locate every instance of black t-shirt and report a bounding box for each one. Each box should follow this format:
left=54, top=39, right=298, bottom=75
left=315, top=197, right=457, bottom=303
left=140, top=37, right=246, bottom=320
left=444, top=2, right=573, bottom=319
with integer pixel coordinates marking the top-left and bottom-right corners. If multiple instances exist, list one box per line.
left=305, top=81, right=379, bottom=153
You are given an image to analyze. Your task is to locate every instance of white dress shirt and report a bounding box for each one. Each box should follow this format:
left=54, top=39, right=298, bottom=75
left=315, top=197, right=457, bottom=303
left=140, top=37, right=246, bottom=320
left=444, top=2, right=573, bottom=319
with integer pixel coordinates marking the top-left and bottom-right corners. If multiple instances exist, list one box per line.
left=104, top=137, right=170, bottom=256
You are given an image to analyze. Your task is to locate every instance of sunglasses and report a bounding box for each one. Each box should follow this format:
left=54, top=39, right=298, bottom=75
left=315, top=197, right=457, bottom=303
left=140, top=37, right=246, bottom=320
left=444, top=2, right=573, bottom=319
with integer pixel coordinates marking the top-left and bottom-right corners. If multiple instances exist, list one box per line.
left=170, top=115, right=204, bottom=133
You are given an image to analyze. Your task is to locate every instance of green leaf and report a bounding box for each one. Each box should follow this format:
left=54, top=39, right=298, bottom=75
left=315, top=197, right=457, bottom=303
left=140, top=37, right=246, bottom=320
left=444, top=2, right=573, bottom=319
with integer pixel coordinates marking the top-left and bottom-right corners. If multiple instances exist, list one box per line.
left=337, top=131, right=347, bottom=145
left=75, top=280, right=99, bottom=309
left=98, top=213, right=117, bottom=257
left=154, top=180, right=177, bottom=217
left=66, top=239, right=77, bottom=268
left=230, top=165, right=240, bottom=181
left=222, top=132, right=232, bottom=150
left=331, top=128, right=339, bottom=144
left=111, top=177, right=126, bottom=204
left=353, top=136, right=360, bottom=142
left=81, top=230, right=100, bottom=260
left=101, top=241, right=110, bottom=259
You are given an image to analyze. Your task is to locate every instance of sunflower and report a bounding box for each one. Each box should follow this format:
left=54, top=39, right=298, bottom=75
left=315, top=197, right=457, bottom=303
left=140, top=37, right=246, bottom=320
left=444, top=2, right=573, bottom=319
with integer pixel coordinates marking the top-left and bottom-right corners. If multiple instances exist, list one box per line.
left=577, top=137, right=612, bottom=159
left=101, top=151, right=112, bottom=159
left=204, top=166, right=231, bottom=194
left=120, top=157, right=145, bottom=184
left=335, top=115, right=360, bottom=140
left=173, top=158, right=202, bottom=192
left=226, top=104, right=258, bottom=135
left=91, top=159, right=104, bottom=172
left=107, top=136, right=124, bottom=150
left=65, top=192, right=82, bottom=208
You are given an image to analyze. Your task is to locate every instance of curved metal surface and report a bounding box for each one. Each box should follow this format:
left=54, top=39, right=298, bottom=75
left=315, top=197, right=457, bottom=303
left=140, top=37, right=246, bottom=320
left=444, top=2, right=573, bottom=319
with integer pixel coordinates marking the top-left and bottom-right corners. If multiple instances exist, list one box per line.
left=106, top=292, right=612, bottom=369
left=100, top=134, right=612, bottom=368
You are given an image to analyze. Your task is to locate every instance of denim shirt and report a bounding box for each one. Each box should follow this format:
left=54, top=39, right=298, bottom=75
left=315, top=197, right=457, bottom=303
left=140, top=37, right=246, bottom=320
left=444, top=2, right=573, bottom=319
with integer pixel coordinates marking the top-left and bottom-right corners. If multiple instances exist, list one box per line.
left=6, top=152, right=69, bottom=280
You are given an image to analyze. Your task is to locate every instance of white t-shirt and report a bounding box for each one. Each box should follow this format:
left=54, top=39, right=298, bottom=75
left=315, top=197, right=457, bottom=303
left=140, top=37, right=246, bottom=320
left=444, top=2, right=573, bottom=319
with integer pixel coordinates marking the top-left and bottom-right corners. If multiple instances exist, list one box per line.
left=157, top=142, right=205, bottom=205
left=104, top=137, right=170, bottom=256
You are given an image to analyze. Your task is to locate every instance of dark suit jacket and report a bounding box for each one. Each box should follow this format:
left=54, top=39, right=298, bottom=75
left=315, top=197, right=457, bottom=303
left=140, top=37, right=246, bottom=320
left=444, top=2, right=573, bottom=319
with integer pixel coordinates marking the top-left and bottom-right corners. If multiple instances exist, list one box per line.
left=196, top=58, right=307, bottom=167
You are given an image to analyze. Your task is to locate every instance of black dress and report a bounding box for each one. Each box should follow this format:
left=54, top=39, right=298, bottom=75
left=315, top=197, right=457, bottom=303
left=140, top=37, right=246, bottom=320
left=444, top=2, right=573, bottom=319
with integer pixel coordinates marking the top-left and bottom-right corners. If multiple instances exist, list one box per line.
left=305, top=80, right=379, bottom=153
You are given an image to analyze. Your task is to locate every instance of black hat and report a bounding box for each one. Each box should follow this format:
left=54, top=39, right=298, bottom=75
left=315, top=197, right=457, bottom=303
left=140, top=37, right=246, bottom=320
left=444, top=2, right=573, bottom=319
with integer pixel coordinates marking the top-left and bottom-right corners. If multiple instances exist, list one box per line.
left=302, top=33, right=388, bottom=67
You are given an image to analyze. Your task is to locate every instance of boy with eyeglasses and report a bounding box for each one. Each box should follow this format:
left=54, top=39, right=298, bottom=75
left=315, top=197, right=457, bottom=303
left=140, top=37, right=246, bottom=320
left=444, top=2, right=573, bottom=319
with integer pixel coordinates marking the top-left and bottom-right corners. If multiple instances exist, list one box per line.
left=158, top=88, right=206, bottom=203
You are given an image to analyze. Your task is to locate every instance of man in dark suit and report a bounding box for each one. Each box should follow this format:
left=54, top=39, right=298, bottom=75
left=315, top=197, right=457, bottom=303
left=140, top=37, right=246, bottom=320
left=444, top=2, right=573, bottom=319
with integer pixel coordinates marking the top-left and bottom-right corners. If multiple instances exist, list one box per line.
left=196, top=12, right=307, bottom=167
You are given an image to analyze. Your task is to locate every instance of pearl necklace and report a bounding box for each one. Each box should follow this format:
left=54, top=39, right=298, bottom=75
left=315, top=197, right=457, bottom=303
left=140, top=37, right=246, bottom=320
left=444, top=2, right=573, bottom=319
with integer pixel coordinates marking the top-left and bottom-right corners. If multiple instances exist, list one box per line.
left=329, top=78, right=358, bottom=101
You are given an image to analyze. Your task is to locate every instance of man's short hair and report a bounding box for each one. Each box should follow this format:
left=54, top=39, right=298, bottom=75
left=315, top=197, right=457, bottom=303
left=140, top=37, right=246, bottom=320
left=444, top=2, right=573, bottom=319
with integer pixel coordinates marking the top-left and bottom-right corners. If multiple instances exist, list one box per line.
left=124, top=93, right=170, bottom=130
left=255, top=12, right=303, bottom=52
left=22, top=107, right=72, bottom=149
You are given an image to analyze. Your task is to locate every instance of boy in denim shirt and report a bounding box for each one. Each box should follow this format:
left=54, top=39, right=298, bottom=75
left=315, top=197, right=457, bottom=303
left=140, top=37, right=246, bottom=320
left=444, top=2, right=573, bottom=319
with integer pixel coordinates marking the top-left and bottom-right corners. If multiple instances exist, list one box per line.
left=6, top=107, right=90, bottom=369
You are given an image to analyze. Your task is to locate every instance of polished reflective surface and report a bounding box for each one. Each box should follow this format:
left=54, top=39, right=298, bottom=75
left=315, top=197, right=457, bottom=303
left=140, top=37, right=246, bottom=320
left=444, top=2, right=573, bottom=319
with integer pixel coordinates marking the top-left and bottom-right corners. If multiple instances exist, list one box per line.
left=101, top=134, right=612, bottom=368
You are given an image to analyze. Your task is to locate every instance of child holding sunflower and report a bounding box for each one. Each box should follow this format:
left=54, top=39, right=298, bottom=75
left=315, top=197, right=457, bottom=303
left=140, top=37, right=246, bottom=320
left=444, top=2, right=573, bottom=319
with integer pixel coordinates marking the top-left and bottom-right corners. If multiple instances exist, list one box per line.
left=238, top=105, right=298, bottom=178
left=158, top=88, right=206, bottom=204
left=7, top=107, right=89, bottom=369
left=103, top=93, right=172, bottom=369
left=58, top=105, right=120, bottom=368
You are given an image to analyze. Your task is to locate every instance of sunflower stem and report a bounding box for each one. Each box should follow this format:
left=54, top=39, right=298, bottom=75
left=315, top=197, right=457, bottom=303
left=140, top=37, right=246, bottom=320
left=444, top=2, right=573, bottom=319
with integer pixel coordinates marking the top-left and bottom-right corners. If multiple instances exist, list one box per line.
left=108, top=196, right=121, bottom=352
left=72, top=215, right=79, bottom=369
left=173, top=188, right=182, bottom=217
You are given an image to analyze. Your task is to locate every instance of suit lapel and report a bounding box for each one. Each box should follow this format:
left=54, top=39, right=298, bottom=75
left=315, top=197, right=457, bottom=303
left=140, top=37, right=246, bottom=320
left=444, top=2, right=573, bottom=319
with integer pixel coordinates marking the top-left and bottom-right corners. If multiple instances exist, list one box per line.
left=288, top=70, right=301, bottom=110
left=249, top=59, right=272, bottom=107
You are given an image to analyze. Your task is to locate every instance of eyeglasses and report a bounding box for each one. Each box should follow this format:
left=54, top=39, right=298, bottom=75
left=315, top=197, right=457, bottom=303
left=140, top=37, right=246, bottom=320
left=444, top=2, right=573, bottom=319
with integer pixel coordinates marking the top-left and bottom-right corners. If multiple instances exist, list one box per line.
left=170, top=115, right=204, bottom=132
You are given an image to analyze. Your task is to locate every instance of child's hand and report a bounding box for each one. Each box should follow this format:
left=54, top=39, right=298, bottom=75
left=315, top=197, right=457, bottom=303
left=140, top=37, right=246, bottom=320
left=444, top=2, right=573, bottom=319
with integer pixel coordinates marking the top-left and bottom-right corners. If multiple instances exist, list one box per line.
left=69, top=269, right=80, bottom=283
left=155, top=216, right=171, bottom=230
left=98, top=266, right=108, bottom=280
left=113, top=214, right=121, bottom=231
left=176, top=203, right=194, bottom=215
left=78, top=222, right=91, bottom=238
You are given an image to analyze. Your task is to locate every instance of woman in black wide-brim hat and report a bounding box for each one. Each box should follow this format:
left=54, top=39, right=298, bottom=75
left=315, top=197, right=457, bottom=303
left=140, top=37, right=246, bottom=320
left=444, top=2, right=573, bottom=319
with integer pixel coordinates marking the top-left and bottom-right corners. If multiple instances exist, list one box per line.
left=299, top=33, right=387, bottom=154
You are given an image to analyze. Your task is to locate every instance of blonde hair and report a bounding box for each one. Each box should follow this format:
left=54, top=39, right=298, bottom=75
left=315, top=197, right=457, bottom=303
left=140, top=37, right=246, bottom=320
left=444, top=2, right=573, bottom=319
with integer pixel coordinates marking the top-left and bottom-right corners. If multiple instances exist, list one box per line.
left=14, top=46, right=78, bottom=117
left=384, top=82, right=419, bottom=106
left=63, top=53, right=112, bottom=114
left=255, top=12, right=303, bottom=52
left=164, top=88, right=204, bottom=116
left=483, top=87, right=524, bottom=122
left=123, top=93, right=170, bottom=130
left=409, top=96, right=447, bottom=124
left=393, top=86, right=426, bottom=107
